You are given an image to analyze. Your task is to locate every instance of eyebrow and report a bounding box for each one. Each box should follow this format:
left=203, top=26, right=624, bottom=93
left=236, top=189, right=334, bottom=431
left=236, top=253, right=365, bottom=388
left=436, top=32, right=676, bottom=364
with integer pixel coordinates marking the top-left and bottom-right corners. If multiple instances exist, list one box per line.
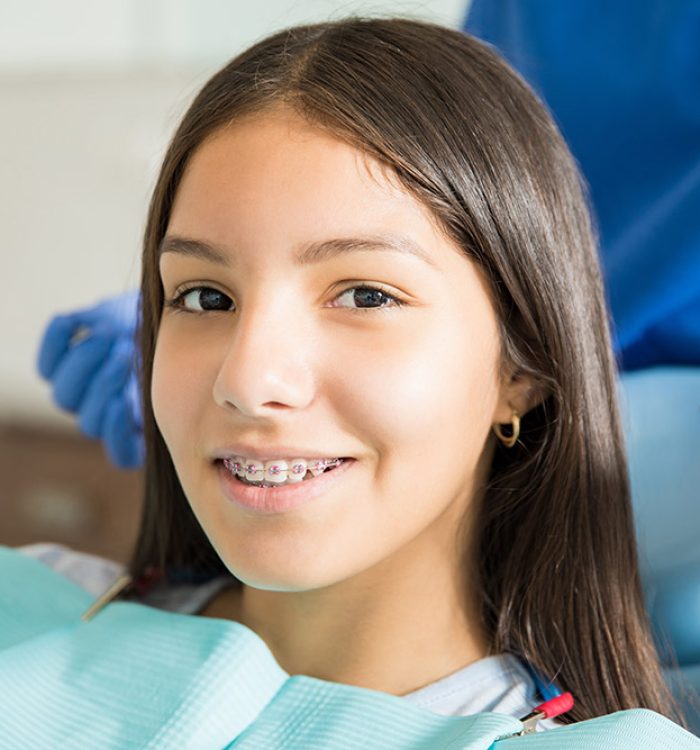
left=158, top=233, right=439, bottom=270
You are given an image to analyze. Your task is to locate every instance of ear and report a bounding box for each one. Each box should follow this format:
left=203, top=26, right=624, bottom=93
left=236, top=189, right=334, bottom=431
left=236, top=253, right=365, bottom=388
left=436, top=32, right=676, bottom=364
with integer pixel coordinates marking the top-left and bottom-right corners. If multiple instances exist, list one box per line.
left=492, top=366, right=548, bottom=425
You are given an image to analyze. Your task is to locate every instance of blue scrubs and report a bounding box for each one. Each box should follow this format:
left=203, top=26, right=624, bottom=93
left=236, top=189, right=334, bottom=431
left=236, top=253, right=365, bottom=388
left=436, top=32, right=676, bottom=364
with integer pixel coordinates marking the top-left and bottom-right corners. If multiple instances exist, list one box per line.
left=463, top=0, right=700, bottom=370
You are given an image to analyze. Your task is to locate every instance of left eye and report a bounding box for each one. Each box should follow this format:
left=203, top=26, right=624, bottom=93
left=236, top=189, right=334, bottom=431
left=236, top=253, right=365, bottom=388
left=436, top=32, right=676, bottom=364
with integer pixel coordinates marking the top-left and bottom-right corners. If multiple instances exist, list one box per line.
left=331, top=285, right=403, bottom=312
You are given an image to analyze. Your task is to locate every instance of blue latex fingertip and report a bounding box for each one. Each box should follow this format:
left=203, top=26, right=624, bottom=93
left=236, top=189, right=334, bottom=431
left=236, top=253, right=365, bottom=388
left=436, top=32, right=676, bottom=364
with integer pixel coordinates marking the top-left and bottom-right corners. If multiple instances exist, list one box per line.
left=37, top=315, right=79, bottom=380
left=52, top=335, right=113, bottom=412
left=78, top=347, right=131, bottom=438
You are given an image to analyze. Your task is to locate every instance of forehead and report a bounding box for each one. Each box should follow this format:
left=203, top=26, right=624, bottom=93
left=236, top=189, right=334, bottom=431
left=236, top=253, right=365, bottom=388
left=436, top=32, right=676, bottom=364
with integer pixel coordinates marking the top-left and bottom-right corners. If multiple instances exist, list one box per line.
left=182, top=108, right=407, bottom=198
left=166, top=111, right=462, bottom=263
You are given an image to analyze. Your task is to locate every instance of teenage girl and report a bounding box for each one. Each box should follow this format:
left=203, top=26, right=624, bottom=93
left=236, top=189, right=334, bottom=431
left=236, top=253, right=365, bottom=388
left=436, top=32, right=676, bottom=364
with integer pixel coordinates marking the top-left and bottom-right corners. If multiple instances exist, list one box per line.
left=22, top=15, right=688, bottom=732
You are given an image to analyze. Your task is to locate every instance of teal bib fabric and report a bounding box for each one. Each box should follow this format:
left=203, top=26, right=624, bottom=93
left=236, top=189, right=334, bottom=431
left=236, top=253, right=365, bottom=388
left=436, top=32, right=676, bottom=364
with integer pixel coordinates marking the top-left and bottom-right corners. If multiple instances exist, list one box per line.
left=0, top=545, right=697, bottom=749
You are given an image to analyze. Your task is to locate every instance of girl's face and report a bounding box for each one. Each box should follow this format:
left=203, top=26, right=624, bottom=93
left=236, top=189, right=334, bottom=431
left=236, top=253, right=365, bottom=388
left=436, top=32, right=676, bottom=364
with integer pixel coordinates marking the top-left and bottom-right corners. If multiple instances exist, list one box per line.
left=153, top=107, right=520, bottom=591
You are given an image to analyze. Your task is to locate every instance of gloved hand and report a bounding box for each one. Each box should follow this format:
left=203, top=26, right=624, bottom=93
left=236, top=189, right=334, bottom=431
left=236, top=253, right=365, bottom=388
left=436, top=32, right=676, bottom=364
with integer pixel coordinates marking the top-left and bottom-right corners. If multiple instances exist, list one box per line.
left=36, top=290, right=144, bottom=469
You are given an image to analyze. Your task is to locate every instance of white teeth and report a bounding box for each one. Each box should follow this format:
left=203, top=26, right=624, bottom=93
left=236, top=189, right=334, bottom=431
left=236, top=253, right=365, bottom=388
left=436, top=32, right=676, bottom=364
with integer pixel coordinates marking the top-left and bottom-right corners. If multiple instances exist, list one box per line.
left=223, top=456, right=342, bottom=487
left=264, top=459, right=289, bottom=484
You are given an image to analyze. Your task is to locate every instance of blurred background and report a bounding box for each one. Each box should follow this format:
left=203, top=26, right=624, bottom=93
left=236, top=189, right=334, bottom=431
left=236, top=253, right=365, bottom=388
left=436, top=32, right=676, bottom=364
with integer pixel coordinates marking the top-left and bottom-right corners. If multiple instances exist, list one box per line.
left=1, top=0, right=699, bottom=733
left=0, top=0, right=466, bottom=562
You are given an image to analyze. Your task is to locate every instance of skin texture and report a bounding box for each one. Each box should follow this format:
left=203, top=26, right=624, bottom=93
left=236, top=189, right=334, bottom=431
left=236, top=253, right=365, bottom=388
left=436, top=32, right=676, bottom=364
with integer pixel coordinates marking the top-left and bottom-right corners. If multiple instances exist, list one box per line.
left=152, top=106, right=541, bottom=696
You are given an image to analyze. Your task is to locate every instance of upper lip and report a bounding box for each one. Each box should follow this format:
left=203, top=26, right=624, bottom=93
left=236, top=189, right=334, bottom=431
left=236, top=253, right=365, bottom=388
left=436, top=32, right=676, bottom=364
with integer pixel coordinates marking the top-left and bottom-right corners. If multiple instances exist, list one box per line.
left=213, top=445, right=352, bottom=462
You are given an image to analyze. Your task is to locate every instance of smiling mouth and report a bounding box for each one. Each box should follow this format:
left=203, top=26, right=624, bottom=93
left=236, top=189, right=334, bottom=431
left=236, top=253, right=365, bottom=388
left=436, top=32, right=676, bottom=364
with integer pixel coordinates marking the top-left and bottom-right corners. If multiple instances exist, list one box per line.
left=216, top=457, right=348, bottom=488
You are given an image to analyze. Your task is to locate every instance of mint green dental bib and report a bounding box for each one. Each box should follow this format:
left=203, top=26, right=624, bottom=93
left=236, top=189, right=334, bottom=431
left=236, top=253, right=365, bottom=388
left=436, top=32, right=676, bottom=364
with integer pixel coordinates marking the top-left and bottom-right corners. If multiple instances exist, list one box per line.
left=0, top=546, right=697, bottom=749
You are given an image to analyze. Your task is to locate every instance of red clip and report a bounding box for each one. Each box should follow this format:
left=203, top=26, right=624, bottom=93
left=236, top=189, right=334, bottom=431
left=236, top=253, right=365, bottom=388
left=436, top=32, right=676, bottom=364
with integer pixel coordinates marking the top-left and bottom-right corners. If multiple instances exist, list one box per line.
left=516, top=692, right=575, bottom=735
left=534, top=692, right=575, bottom=720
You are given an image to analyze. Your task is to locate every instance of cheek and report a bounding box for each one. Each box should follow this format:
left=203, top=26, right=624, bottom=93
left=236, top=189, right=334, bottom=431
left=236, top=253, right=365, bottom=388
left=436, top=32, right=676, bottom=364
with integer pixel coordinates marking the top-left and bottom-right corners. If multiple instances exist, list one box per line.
left=338, top=315, right=499, bottom=461
left=151, top=326, right=207, bottom=453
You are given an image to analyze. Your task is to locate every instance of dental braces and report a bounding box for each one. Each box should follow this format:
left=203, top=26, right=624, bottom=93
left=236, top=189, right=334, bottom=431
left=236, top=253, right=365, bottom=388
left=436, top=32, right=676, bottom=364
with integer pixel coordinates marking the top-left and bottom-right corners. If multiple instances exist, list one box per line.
left=224, top=457, right=344, bottom=477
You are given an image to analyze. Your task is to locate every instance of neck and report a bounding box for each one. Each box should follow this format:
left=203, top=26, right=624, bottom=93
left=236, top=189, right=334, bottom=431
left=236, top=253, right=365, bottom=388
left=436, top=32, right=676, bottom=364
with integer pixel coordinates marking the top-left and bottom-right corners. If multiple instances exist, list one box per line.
left=200, top=500, right=491, bottom=696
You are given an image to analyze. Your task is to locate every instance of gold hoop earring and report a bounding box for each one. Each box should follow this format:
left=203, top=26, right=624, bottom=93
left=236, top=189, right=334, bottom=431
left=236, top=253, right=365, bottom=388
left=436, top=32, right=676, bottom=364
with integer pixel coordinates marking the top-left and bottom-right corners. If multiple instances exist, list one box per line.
left=494, top=410, right=520, bottom=448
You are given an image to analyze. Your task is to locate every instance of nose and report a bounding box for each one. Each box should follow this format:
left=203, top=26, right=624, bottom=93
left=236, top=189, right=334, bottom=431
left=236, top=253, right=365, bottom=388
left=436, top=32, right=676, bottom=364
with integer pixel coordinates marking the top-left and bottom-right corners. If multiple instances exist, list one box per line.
left=212, top=294, right=315, bottom=417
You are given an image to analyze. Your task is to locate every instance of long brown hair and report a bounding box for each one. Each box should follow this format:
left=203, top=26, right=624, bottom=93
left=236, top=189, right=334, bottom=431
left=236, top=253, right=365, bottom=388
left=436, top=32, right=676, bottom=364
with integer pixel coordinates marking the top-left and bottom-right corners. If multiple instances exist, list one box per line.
left=127, top=15, right=686, bottom=727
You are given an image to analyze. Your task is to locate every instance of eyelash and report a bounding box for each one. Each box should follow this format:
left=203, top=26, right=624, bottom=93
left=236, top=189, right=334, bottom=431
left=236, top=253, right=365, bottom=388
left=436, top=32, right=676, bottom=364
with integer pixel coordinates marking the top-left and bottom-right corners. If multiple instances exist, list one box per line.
left=163, top=283, right=406, bottom=316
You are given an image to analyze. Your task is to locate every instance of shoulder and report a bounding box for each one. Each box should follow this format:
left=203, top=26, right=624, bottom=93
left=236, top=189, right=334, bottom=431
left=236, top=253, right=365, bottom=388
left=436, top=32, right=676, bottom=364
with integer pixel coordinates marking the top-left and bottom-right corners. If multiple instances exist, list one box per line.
left=15, top=541, right=235, bottom=615
left=15, top=542, right=126, bottom=597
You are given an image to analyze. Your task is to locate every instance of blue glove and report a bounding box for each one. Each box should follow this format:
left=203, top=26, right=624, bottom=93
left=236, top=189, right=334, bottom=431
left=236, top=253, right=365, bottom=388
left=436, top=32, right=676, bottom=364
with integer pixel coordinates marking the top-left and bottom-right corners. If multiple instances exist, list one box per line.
left=36, top=290, right=144, bottom=469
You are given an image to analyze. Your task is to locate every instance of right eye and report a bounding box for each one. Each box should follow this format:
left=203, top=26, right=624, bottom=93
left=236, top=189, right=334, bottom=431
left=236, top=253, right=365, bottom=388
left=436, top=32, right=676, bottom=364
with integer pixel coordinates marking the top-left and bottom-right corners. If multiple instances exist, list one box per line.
left=165, top=286, right=234, bottom=314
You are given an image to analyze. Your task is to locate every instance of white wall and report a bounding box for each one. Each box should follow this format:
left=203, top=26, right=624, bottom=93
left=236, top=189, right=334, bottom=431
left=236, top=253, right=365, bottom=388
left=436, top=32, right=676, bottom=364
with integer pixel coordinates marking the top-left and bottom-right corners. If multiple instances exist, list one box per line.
left=2, top=0, right=469, bottom=426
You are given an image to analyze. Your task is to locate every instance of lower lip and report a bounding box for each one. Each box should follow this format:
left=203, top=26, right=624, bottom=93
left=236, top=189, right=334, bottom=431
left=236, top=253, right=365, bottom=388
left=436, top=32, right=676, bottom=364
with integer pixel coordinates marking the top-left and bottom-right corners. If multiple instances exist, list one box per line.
left=215, top=458, right=356, bottom=515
